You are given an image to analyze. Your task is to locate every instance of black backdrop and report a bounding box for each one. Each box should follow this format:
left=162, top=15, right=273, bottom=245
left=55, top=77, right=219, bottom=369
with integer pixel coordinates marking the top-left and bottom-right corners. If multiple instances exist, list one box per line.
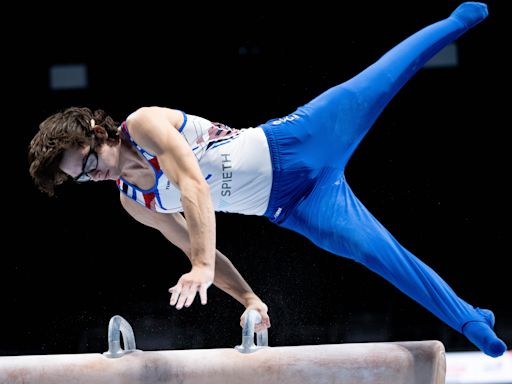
left=2, top=1, right=510, bottom=355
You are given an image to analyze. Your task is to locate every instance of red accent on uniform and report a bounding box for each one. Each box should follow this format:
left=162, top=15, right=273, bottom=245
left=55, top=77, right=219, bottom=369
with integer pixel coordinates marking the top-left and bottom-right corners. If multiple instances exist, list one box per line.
left=143, top=192, right=155, bottom=209
left=149, top=157, right=161, bottom=172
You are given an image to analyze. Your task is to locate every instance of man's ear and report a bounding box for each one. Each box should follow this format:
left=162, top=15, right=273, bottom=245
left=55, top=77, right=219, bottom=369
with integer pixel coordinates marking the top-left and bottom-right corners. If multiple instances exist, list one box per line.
left=94, top=125, right=121, bottom=146
left=92, top=125, right=109, bottom=140
left=92, top=125, right=120, bottom=146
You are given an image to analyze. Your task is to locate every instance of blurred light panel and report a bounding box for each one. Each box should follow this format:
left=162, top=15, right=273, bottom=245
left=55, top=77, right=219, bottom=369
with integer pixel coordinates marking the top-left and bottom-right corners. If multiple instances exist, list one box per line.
left=49, top=64, right=88, bottom=90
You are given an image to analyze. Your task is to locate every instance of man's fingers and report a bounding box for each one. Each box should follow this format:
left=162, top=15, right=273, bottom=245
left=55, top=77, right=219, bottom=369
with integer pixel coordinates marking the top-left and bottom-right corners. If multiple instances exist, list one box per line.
left=199, top=284, right=208, bottom=305
left=184, top=285, right=199, bottom=308
left=240, top=311, right=271, bottom=332
left=169, top=273, right=212, bottom=309
left=169, top=284, right=182, bottom=306
left=176, top=286, right=190, bottom=310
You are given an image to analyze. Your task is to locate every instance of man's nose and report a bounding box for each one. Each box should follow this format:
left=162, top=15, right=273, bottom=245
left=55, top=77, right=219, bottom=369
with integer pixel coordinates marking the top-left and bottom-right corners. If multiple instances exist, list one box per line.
left=91, top=169, right=101, bottom=181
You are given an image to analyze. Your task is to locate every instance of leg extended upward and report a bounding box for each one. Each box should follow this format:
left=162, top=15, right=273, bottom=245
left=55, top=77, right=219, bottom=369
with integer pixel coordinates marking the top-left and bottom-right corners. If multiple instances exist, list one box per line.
left=270, top=3, right=506, bottom=357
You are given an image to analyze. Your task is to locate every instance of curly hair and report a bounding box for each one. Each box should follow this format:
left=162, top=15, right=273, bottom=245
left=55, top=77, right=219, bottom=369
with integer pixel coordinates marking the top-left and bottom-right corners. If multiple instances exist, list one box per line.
left=28, top=107, right=119, bottom=196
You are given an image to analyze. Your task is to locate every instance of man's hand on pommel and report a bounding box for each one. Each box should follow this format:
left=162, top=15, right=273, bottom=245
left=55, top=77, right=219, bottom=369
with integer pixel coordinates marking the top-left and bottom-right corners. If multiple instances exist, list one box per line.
left=241, top=299, right=271, bottom=333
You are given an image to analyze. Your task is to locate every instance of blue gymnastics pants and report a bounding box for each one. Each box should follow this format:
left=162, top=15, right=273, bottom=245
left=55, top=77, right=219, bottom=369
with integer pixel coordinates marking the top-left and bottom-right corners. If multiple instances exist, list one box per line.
left=261, top=3, right=506, bottom=356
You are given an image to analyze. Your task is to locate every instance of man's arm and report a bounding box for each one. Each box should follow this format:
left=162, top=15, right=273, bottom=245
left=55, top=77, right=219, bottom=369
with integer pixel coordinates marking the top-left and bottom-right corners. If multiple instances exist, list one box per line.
left=126, top=107, right=215, bottom=310
left=120, top=194, right=271, bottom=329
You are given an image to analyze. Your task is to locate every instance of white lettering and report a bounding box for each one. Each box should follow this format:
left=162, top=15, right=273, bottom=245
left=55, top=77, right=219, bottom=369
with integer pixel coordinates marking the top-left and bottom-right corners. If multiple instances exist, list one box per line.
left=271, top=114, right=300, bottom=125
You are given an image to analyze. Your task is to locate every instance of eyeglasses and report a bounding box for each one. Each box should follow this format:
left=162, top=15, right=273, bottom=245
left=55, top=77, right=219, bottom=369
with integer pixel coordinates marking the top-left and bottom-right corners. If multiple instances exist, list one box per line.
left=74, top=137, right=98, bottom=183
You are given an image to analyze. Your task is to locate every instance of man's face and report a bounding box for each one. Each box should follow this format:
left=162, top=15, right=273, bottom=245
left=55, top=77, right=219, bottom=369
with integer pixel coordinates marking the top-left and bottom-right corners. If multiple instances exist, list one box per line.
left=60, top=142, right=120, bottom=182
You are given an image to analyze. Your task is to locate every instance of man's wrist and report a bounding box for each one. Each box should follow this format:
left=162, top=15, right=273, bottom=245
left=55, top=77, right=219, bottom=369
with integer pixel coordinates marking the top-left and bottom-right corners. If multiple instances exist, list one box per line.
left=242, top=292, right=261, bottom=307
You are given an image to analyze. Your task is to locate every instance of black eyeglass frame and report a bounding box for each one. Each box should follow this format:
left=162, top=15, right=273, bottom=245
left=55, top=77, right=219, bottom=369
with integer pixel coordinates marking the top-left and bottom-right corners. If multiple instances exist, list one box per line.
left=73, top=136, right=98, bottom=183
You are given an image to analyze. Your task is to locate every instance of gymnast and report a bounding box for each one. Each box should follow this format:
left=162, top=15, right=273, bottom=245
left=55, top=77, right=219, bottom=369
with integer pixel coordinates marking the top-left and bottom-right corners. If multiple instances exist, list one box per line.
left=29, top=2, right=506, bottom=357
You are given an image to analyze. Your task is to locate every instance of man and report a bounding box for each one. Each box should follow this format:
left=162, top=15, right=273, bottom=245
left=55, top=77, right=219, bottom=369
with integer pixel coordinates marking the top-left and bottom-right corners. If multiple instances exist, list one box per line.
left=29, top=2, right=507, bottom=357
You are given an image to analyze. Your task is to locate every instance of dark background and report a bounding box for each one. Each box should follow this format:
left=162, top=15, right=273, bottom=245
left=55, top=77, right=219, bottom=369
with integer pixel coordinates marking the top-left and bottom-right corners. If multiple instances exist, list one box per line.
left=2, top=1, right=510, bottom=356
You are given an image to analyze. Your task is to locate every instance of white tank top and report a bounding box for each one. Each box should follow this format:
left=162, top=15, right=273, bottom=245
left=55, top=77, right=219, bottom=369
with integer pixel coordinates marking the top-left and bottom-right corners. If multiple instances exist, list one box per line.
left=116, top=112, right=272, bottom=215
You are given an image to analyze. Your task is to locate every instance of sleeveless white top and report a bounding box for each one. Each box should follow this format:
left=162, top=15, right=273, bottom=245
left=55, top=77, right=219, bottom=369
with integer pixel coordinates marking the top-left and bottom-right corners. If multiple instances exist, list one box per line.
left=116, top=112, right=272, bottom=215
